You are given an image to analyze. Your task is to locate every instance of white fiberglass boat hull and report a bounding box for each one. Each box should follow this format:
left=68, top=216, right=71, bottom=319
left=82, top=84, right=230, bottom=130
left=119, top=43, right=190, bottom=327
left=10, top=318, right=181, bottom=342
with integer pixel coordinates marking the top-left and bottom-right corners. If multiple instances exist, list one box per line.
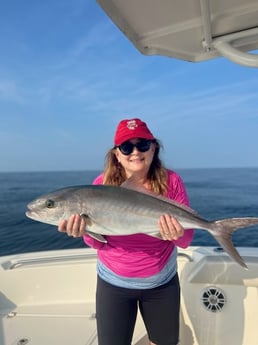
left=1, top=246, right=258, bottom=345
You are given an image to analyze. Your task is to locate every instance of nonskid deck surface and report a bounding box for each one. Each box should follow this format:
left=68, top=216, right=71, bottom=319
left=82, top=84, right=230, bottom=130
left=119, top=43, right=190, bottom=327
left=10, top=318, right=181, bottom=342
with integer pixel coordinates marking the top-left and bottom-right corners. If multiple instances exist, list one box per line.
left=1, top=303, right=95, bottom=345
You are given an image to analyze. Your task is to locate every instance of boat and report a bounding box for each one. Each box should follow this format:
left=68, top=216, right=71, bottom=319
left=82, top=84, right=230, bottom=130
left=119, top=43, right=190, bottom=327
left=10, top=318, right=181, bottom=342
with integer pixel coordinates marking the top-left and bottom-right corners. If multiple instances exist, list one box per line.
left=1, top=1, right=258, bottom=344
left=97, top=0, right=258, bottom=67
left=1, top=246, right=258, bottom=344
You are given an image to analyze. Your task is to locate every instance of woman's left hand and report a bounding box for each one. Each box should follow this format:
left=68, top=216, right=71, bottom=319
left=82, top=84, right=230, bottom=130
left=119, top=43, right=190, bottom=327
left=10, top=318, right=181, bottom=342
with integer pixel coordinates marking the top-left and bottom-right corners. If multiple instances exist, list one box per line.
left=158, top=214, right=184, bottom=241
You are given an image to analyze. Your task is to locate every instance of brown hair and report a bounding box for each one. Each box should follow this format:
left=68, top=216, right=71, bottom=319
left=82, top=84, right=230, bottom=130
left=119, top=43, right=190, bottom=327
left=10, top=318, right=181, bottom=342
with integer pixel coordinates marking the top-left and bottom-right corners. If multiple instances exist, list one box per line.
left=103, top=139, right=168, bottom=195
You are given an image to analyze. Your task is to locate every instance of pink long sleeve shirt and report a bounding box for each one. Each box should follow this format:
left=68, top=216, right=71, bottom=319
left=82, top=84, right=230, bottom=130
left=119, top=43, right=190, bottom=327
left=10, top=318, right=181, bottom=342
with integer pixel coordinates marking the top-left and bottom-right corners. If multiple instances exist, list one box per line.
left=83, top=170, right=194, bottom=278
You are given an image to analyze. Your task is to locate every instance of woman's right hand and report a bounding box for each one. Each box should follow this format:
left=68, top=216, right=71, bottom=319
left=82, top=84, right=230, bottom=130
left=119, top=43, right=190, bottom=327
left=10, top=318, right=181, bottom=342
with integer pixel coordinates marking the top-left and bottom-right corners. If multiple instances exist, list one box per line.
left=58, top=214, right=86, bottom=238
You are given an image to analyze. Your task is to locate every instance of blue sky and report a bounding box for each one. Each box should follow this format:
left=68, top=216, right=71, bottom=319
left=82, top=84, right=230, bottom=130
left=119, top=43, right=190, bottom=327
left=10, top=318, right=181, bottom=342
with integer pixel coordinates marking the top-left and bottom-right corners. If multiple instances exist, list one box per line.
left=1, top=0, right=258, bottom=172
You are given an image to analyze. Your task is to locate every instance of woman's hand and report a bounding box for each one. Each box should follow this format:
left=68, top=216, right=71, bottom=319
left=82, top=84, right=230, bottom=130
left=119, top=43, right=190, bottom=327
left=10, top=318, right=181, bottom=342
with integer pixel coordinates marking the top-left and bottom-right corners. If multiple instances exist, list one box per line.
left=58, top=214, right=86, bottom=238
left=158, top=214, right=184, bottom=241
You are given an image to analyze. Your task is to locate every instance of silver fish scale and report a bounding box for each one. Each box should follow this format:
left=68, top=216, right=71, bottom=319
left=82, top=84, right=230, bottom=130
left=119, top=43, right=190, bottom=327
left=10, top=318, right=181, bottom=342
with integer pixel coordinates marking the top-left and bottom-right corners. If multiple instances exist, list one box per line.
left=75, top=186, right=207, bottom=235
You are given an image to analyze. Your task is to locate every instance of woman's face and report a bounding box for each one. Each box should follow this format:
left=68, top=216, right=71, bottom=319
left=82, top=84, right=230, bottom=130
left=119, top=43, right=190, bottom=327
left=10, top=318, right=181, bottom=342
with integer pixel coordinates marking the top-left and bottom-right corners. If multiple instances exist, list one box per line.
left=115, top=138, right=156, bottom=178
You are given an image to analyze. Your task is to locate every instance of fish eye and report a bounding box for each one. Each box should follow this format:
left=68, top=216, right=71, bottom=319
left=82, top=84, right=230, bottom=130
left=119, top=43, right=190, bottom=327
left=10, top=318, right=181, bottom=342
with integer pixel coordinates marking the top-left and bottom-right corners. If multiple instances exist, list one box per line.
left=45, top=199, right=55, bottom=208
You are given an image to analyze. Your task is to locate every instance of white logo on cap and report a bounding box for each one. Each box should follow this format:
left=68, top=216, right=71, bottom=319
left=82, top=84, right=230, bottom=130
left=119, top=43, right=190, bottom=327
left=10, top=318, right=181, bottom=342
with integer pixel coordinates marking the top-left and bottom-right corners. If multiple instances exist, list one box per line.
left=127, top=120, right=138, bottom=130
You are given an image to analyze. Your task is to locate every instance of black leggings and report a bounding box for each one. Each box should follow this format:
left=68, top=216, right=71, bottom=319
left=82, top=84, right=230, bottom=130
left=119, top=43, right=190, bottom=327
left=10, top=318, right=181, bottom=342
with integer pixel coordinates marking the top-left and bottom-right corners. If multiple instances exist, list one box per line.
left=96, top=274, right=180, bottom=345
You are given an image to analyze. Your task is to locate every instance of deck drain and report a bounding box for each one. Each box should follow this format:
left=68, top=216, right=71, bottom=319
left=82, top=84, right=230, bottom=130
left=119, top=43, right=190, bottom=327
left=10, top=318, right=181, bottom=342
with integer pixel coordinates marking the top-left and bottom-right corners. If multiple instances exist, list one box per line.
left=201, top=287, right=226, bottom=312
left=17, top=339, right=30, bottom=345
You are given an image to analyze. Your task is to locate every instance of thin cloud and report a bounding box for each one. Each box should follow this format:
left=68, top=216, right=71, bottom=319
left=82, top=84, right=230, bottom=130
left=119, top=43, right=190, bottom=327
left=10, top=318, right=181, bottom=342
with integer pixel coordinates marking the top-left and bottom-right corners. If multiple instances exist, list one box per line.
left=50, top=21, right=118, bottom=71
left=0, top=80, right=25, bottom=103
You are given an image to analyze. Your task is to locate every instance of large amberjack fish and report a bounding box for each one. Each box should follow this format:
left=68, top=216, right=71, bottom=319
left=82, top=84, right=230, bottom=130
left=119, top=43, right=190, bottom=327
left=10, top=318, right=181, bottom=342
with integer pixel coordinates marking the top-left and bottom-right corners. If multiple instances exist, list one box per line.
left=26, top=184, right=258, bottom=269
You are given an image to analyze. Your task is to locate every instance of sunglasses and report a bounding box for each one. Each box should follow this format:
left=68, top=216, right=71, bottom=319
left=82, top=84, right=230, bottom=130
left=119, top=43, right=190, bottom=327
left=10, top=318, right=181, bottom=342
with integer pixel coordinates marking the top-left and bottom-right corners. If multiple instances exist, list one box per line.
left=117, top=139, right=154, bottom=156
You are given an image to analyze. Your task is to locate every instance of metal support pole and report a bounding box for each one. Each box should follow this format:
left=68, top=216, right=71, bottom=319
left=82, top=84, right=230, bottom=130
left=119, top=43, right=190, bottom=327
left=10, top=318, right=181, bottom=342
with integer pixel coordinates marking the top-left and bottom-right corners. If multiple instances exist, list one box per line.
left=199, top=0, right=212, bottom=51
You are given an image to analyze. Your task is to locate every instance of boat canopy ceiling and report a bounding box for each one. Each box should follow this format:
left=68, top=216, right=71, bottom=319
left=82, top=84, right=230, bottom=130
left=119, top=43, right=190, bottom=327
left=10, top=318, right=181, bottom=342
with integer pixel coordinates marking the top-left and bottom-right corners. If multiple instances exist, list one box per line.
left=97, top=0, right=258, bottom=67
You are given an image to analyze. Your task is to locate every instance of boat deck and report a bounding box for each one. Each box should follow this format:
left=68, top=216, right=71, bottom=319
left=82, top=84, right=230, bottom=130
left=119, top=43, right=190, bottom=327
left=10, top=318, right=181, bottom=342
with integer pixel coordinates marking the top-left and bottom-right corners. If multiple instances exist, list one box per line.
left=1, top=303, right=148, bottom=345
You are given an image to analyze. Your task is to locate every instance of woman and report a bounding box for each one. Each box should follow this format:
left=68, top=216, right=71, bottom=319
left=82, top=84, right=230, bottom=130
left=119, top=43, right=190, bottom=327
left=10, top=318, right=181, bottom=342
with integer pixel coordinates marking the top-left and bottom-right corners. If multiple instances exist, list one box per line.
left=58, top=118, right=194, bottom=345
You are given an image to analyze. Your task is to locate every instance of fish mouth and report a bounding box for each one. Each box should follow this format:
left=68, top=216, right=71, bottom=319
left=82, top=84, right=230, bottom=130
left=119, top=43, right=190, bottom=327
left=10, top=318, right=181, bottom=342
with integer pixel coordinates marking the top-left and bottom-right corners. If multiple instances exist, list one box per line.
left=26, top=203, right=32, bottom=214
left=26, top=206, right=37, bottom=220
left=25, top=209, right=33, bottom=219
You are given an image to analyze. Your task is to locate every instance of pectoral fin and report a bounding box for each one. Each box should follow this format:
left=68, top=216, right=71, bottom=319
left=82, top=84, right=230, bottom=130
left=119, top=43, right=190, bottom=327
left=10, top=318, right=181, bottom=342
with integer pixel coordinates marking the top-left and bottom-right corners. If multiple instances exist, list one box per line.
left=80, top=213, right=107, bottom=243
left=86, top=230, right=107, bottom=243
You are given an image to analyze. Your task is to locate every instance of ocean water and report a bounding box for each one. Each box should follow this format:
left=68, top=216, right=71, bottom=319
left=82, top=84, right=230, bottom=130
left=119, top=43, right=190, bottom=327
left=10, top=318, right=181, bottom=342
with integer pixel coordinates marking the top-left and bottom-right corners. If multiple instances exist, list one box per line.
left=0, top=168, right=257, bottom=256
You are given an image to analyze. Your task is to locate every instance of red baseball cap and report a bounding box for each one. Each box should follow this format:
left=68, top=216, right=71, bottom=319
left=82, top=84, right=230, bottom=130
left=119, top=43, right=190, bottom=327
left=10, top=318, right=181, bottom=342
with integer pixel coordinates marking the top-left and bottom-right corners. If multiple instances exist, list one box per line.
left=114, top=118, right=155, bottom=146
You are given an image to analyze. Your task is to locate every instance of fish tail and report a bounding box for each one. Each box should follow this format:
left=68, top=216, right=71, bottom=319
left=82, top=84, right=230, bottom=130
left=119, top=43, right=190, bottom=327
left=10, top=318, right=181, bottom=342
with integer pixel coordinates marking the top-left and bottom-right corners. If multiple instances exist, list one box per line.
left=210, top=217, right=258, bottom=269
